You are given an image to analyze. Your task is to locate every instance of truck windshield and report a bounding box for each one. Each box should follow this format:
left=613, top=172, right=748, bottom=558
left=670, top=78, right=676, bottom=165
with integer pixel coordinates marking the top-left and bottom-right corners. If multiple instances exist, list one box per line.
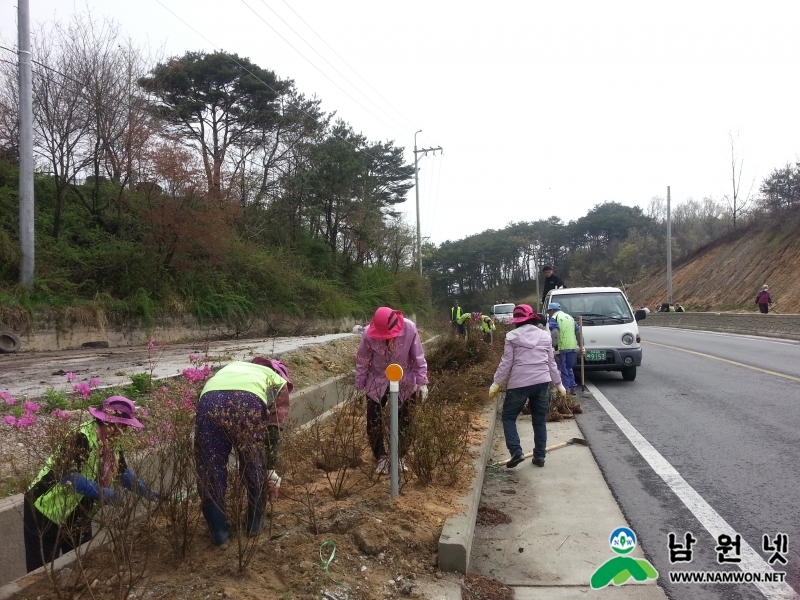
left=492, top=304, right=514, bottom=314
left=553, top=293, right=633, bottom=321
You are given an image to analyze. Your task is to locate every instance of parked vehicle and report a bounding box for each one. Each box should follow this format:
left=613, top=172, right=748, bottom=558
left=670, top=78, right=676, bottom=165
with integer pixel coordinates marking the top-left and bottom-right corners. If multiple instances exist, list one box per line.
left=544, top=287, right=646, bottom=381
left=490, top=303, right=515, bottom=324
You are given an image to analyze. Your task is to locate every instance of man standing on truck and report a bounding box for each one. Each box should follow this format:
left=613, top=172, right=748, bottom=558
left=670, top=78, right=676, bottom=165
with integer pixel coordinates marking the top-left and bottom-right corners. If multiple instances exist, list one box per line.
left=547, top=302, right=580, bottom=396
left=541, top=266, right=565, bottom=307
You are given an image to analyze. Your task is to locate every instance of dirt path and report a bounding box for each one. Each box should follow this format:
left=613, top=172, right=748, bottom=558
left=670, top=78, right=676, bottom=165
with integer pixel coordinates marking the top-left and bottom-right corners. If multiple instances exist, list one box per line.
left=0, top=334, right=354, bottom=401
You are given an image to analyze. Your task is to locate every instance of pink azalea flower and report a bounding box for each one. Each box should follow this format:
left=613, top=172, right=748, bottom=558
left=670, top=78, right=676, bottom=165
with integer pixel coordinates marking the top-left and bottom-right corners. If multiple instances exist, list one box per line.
left=64, top=372, right=76, bottom=382
left=90, top=377, right=101, bottom=388
left=16, top=415, right=36, bottom=428
left=3, top=415, right=16, bottom=426
left=148, top=339, right=156, bottom=350
left=161, top=386, right=169, bottom=392
left=23, top=401, right=40, bottom=413
left=51, top=409, right=71, bottom=420
left=73, top=382, right=91, bottom=400
left=182, top=365, right=211, bottom=384
left=0, top=391, right=14, bottom=405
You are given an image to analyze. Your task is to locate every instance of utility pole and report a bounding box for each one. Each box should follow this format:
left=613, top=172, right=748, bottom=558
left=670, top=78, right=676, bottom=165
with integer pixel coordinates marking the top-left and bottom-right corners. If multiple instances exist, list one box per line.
left=413, top=130, right=441, bottom=276
left=18, top=0, right=35, bottom=286
left=666, top=186, right=673, bottom=304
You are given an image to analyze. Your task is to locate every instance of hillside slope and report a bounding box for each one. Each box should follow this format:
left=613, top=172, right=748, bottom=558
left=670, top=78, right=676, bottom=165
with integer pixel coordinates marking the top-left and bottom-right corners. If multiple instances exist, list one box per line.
left=625, top=217, right=800, bottom=313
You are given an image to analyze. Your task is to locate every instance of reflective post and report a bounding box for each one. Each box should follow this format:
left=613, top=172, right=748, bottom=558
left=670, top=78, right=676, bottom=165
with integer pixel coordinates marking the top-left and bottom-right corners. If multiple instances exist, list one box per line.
left=385, top=363, right=404, bottom=498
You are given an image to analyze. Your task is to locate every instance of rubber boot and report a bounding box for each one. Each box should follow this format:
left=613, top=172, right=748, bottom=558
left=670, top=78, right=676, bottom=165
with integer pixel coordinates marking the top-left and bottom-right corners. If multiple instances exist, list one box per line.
left=201, top=501, right=230, bottom=546
left=246, top=488, right=267, bottom=537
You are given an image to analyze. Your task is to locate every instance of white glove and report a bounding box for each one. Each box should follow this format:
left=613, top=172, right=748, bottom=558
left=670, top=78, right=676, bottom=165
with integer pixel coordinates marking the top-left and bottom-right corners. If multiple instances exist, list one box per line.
left=556, top=384, right=567, bottom=396
left=267, top=470, right=281, bottom=500
left=417, top=385, right=428, bottom=400
left=489, top=383, right=500, bottom=398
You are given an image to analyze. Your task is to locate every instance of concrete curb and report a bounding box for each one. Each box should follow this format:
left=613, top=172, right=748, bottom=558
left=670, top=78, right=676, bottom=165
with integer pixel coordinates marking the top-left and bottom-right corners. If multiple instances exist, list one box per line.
left=438, top=394, right=500, bottom=573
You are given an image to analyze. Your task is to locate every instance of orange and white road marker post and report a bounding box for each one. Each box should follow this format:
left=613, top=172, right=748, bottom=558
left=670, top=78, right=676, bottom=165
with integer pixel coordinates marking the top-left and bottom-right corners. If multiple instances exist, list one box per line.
left=385, top=363, right=403, bottom=498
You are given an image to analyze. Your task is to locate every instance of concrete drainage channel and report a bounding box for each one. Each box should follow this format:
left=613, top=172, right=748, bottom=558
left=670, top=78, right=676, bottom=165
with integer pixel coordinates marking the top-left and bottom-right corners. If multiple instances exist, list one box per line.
left=1, top=334, right=474, bottom=596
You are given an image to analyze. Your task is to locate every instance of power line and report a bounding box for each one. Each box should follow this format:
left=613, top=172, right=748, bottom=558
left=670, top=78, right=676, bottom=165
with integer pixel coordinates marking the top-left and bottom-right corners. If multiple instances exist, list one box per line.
left=255, top=0, right=413, bottom=137
left=238, top=0, right=409, bottom=142
left=279, top=0, right=418, bottom=132
left=154, top=0, right=415, bottom=184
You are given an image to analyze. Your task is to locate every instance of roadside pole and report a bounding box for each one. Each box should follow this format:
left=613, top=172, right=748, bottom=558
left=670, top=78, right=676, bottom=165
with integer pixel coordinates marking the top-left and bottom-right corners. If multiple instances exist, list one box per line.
left=412, top=131, right=442, bottom=276
left=666, top=186, right=673, bottom=304
left=18, top=0, right=35, bottom=286
left=385, top=363, right=403, bottom=498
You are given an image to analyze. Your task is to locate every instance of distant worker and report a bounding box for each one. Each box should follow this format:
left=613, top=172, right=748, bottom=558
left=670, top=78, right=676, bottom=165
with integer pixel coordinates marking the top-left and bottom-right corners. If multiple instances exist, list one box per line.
left=455, top=310, right=479, bottom=338
left=355, top=307, right=428, bottom=475
left=480, top=314, right=496, bottom=343
left=450, top=300, right=463, bottom=334
left=674, top=303, right=685, bottom=312
left=541, top=265, right=565, bottom=306
left=756, top=285, right=772, bottom=314
left=639, top=305, right=651, bottom=314
left=547, top=303, right=581, bottom=396
left=489, top=304, right=565, bottom=469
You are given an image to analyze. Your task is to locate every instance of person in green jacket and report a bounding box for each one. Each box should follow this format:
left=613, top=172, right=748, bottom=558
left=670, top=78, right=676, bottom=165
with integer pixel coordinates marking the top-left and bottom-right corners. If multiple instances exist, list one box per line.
left=23, top=396, right=156, bottom=572
left=195, top=357, right=292, bottom=547
left=480, top=314, right=496, bottom=343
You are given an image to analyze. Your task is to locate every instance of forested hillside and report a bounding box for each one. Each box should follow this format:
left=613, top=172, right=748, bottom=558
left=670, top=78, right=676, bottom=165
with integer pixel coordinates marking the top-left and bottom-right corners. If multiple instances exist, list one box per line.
left=0, top=12, right=428, bottom=327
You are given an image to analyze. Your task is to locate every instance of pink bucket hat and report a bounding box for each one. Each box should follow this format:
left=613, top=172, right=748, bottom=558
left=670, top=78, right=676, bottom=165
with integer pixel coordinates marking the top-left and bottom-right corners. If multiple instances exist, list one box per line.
left=367, top=307, right=405, bottom=340
left=251, top=357, right=293, bottom=393
left=89, top=396, right=143, bottom=429
left=508, top=304, right=540, bottom=324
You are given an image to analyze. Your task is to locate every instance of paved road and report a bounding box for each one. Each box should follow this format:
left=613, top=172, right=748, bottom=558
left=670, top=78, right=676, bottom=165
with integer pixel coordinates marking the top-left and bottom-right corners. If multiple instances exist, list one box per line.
left=0, top=334, right=354, bottom=400
left=576, top=327, right=800, bottom=600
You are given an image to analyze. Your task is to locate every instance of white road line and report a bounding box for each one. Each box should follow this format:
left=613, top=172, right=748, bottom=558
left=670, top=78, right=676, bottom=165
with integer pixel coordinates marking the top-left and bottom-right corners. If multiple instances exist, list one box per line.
left=586, top=381, right=799, bottom=600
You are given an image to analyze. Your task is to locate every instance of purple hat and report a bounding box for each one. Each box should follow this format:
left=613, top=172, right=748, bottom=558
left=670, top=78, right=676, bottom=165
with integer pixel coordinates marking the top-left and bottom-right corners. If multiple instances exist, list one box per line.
left=89, top=396, right=143, bottom=429
left=251, top=357, right=293, bottom=393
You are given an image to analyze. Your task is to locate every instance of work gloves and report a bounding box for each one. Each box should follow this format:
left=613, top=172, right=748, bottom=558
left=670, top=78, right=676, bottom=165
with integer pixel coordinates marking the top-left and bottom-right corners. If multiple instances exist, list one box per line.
left=556, top=384, right=567, bottom=397
left=489, top=383, right=500, bottom=398
left=417, top=385, right=429, bottom=401
left=267, top=470, right=282, bottom=501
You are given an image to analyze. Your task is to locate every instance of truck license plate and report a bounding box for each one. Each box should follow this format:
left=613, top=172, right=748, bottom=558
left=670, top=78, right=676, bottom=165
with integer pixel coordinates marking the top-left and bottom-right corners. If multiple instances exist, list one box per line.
left=585, top=350, right=606, bottom=361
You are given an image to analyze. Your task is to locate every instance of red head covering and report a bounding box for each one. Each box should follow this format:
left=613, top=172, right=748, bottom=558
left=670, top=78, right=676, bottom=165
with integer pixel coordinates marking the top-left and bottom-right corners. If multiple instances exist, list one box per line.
left=367, top=307, right=405, bottom=340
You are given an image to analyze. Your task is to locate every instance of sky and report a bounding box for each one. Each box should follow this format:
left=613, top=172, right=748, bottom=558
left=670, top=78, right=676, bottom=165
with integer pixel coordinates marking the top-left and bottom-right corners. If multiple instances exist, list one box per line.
left=2, top=1, right=800, bottom=245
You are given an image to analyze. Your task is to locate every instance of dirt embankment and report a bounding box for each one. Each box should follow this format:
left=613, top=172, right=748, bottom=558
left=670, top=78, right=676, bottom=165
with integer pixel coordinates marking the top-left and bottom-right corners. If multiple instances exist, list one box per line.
left=626, top=217, right=800, bottom=313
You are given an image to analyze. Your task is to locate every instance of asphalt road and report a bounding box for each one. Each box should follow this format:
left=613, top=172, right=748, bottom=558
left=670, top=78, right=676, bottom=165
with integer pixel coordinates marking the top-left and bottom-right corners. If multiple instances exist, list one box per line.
left=575, top=327, right=800, bottom=600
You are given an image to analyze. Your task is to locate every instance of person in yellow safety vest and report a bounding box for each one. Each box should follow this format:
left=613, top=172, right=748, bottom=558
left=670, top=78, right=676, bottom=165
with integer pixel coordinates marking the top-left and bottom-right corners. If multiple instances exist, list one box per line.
left=480, top=314, right=496, bottom=343
left=547, top=303, right=581, bottom=396
left=23, top=396, right=158, bottom=572
left=455, top=310, right=479, bottom=338
left=195, top=357, right=291, bottom=547
left=450, top=300, right=463, bottom=334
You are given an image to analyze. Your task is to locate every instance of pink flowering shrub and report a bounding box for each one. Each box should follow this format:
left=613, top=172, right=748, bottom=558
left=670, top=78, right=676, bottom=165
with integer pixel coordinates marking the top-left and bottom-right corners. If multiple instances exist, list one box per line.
left=64, top=372, right=76, bottom=382
left=4, top=401, right=40, bottom=428
left=182, top=364, right=211, bottom=384
left=73, top=382, right=92, bottom=401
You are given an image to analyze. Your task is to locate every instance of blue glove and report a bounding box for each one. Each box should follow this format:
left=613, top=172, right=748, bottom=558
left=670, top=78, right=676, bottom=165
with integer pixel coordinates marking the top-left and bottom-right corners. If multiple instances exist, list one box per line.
left=102, top=487, right=123, bottom=506
left=120, top=468, right=159, bottom=501
left=63, top=472, right=101, bottom=499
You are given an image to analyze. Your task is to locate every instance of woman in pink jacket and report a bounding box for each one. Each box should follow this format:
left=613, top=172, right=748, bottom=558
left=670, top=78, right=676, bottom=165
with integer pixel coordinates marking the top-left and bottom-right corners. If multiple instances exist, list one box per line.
left=355, top=307, right=428, bottom=474
left=490, top=304, right=565, bottom=469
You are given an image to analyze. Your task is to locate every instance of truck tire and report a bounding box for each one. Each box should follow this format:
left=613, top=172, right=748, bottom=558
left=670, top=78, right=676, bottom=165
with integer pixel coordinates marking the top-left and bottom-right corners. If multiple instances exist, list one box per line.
left=0, top=331, right=22, bottom=353
left=621, top=366, right=637, bottom=381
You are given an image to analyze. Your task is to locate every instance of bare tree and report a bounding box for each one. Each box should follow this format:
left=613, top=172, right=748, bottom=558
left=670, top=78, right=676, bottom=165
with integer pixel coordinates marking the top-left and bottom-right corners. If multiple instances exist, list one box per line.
left=724, top=131, right=754, bottom=228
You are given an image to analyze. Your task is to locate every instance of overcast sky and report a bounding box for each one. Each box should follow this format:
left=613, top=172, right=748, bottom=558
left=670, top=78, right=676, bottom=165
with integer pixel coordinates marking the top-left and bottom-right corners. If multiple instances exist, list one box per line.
left=3, top=1, right=799, bottom=244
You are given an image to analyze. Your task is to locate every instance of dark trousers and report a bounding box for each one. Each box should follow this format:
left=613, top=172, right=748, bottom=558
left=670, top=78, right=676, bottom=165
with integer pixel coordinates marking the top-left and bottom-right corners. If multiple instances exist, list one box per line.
left=23, top=495, right=92, bottom=572
left=758, top=303, right=769, bottom=314
left=367, top=394, right=415, bottom=460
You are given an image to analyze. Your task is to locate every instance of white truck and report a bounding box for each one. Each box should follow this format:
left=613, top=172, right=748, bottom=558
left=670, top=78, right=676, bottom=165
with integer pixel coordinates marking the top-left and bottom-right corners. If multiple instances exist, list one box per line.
left=544, top=287, right=646, bottom=381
